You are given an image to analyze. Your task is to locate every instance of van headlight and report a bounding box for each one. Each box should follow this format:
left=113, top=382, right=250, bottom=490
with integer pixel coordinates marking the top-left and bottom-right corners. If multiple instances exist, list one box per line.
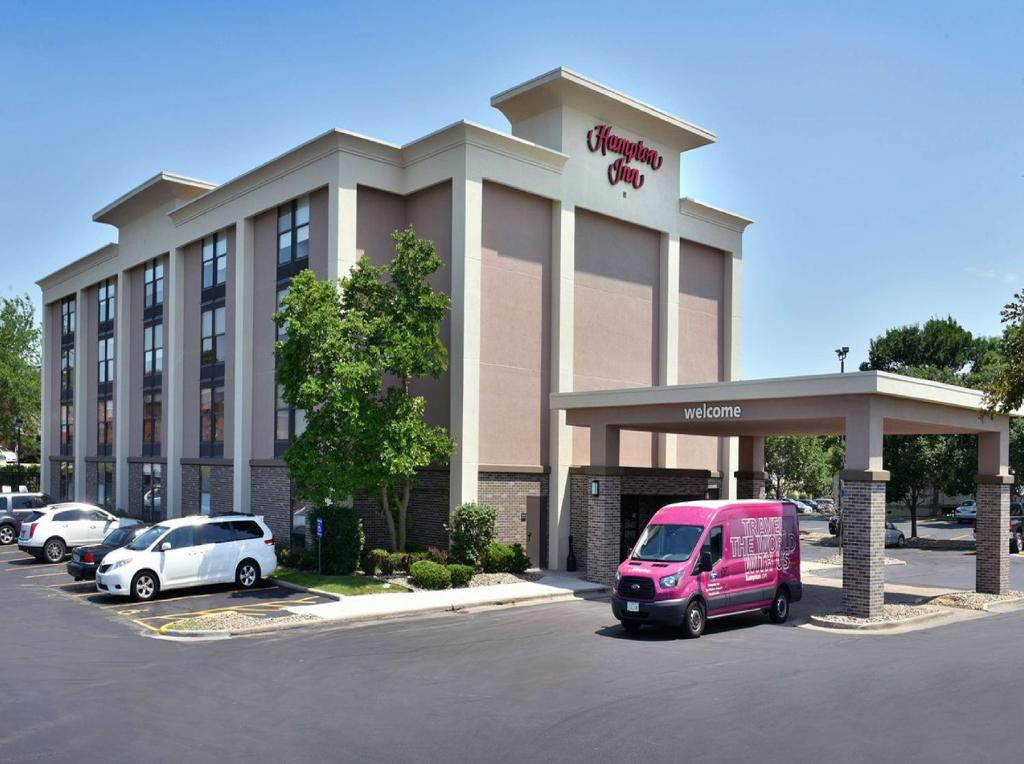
left=659, top=572, right=682, bottom=589
left=614, top=570, right=621, bottom=584
left=109, top=558, right=132, bottom=570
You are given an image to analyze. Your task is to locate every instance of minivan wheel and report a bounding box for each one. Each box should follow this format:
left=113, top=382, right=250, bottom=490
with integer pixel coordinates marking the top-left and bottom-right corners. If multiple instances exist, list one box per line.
left=130, top=571, right=159, bottom=602
left=682, top=600, right=705, bottom=638
left=236, top=560, right=260, bottom=590
left=43, top=538, right=66, bottom=563
left=0, top=524, right=15, bottom=545
left=769, top=588, right=790, bottom=624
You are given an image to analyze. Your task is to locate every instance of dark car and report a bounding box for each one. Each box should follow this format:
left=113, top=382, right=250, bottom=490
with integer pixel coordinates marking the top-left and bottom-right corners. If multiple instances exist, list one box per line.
left=66, top=525, right=148, bottom=581
left=0, top=492, right=54, bottom=545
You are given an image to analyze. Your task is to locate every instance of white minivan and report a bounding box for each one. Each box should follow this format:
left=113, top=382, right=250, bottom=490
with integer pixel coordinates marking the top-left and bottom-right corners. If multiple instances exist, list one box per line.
left=96, top=513, right=277, bottom=601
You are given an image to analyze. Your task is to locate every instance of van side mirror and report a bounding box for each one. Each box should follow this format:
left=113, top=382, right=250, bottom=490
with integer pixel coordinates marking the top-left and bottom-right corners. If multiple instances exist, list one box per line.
left=697, top=551, right=713, bottom=573
left=160, top=542, right=172, bottom=552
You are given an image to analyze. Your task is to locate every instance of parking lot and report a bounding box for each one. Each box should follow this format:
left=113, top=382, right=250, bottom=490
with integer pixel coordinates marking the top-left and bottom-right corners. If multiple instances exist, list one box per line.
left=0, top=542, right=331, bottom=635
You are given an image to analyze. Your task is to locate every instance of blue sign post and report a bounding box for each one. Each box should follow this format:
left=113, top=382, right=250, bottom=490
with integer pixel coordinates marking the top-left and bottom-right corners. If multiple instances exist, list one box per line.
left=316, top=517, right=324, bottom=576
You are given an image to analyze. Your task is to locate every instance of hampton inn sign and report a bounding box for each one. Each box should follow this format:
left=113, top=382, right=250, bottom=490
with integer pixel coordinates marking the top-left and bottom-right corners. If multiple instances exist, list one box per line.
left=586, top=123, right=664, bottom=189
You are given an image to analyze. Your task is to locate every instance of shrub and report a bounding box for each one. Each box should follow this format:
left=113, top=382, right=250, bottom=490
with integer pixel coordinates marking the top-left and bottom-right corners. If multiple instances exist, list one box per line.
left=410, top=560, right=451, bottom=590
left=483, top=542, right=531, bottom=574
left=388, top=551, right=411, bottom=574
left=426, top=545, right=449, bottom=565
left=447, top=502, right=497, bottom=567
left=448, top=564, right=474, bottom=588
left=362, top=548, right=391, bottom=576
left=276, top=545, right=316, bottom=571
left=306, top=505, right=364, bottom=575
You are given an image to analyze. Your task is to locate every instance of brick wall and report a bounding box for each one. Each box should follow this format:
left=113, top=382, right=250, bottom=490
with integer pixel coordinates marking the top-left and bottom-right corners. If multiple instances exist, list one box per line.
left=976, top=482, right=1010, bottom=595
left=736, top=478, right=766, bottom=500
left=586, top=474, right=622, bottom=585
left=477, top=472, right=549, bottom=569
left=355, top=469, right=450, bottom=551
left=570, top=473, right=589, bottom=573
left=85, top=462, right=98, bottom=504
left=841, top=480, right=886, bottom=618
left=251, top=465, right=292, bottom=545
left=181, top=462, right=234, bottom=516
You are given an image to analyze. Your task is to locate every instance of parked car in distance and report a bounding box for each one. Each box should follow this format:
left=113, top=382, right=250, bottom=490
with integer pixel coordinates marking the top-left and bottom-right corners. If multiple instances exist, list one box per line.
left=18, top=504, right=140, bottom=563
left=0, top=492, right=54, bottom=545
left=783, top=499, right=813, bottom=515
left=96, top=513, right=276, bottom=601
left=67, top=525, right=149, bottom=581
left=612, top=499, right=801, bottom=638
left=802, top=498, right=819, bottom=511
left=884, top=520, right=906, bottom=548
left=815, top=498, right=835, bottom=515
left=0, top=449, right=19, bottom=465
left=955, top=500, right=977, bottom=523
left=973, top=502, right=1024, bottom=553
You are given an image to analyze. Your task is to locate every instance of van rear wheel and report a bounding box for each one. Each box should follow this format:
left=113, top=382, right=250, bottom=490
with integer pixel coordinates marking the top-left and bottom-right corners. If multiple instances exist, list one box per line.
left=769, top=588, right=790, bottom=624
left=236, top=560, right=260, bottom=589
left=682, top=600, right=705, bottom=638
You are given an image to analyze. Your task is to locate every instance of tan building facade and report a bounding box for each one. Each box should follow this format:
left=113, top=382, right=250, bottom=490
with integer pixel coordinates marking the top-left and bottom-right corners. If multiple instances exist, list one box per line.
left=37, top=69, right=751, bottom=567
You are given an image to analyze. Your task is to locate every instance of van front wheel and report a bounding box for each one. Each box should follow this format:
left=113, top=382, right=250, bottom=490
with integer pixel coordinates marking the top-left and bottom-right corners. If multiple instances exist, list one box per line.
left=682, top=600, right=705, bottom=638
left=769, top=588, right=790, bottom=624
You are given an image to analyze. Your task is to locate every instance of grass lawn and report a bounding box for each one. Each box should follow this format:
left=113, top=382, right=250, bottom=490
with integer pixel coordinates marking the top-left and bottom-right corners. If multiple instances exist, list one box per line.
left=273, top=567, right=408, bottom=596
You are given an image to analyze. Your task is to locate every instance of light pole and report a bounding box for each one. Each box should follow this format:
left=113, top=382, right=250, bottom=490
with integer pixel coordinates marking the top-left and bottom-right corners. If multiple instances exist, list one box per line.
left=835, top=346, right=849, bottom=374
left=13, top=416, right=22, bottom=464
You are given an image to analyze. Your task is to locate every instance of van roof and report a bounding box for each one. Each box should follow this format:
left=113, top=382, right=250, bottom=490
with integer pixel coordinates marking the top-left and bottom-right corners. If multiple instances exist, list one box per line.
left=651, top=499, right=791, bottom=524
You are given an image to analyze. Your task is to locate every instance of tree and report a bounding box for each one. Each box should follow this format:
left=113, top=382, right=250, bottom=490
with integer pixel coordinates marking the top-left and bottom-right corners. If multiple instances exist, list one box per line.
left=984, top=291, right=1024, bottom=416
left=0, top=295, right=40, bottom=460
left=275, top=227, right=454, bottom=551
left=764, top=436, right=836, bottom=499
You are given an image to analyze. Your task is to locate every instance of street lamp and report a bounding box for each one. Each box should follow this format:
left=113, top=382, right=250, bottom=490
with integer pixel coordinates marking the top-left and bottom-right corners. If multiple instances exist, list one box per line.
left=835, top=347, right=849, bottom=374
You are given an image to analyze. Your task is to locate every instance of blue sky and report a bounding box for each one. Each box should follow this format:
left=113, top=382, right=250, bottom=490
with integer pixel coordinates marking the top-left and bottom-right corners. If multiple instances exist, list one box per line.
left=1, top=1, right=1021, bottom=379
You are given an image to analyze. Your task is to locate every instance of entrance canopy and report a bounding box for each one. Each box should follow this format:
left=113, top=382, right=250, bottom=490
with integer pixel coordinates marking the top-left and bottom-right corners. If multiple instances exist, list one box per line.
left=551, top=371, right=1014, bottom=479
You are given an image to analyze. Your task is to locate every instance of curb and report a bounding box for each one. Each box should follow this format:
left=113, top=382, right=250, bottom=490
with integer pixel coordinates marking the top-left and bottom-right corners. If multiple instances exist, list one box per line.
left=156, top=585, right=609, bottom=638
left=270, top=577, right=345, bottom=601
left=807, top=608, right=951, bottom=632
left=982, top=596, right=1024, bottom=613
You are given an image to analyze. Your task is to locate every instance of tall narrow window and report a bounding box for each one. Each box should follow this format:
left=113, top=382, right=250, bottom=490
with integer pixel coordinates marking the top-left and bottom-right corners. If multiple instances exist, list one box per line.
left=97, top=336, right=115, bottom=385
left=59, top=462, right=74, bottom=501
left=143, top=323, right=163, bottom=379
left=97, top=278, right=116, bottom=326
left=60, top=296, right=76, bottom=457
left=97, top=462, right=113, bottom=511
left=61, top=296, right=76, bottom=338
left=199, top=233, right=227, bottom=457
left=274, top=196, right=310, bottom=457
left=202, top=234, right=228, bottom=290
left=142, top=462, right=162, bottom=522
left=97, top=396, right=114, bottom=456
left=144, top=259, right=164, bottom=310
left=199, top=466, right=212, bottom=515
left=142, top=257, right=164, bottom=456
left=59, top=403, right=74, bottom=457
left=200, top=306, right=226, bottom=367
left=142, top=391, right=161, bottom=457
left=199, top=385, right=224, bottom=458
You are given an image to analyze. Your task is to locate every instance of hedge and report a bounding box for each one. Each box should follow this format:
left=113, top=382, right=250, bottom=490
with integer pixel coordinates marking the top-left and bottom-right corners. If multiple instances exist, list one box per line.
left=305, top=505, right=364, bottom=575
left=446, top=502, right=496, bottom=567
left=483, top=542, right=530, bottom=574
left=410, top=560, right=451, bottom=590
left=448, top=564, right=474, bottom=588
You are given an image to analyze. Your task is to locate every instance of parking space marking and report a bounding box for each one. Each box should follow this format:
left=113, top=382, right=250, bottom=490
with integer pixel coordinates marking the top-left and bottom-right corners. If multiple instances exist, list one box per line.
left=6, top=563, right=62, bottom=571
left=27, top=571, right=71, bottom=579
left=130, top=594, right=321, bottom=633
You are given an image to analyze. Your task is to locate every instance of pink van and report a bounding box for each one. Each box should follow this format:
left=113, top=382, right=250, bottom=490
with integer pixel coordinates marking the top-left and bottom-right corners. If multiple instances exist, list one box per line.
left=612, top=500, right=802, bottom=638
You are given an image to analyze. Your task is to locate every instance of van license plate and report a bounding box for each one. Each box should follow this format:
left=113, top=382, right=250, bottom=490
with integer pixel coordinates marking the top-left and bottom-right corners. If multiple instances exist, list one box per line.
left=626, top=601, right=639, bottom=613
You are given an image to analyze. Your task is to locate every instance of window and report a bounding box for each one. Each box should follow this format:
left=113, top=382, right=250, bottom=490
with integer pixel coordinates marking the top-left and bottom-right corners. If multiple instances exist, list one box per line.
left=60, top=347, right=74, bottom=390
left=200, top=307, right=226, bottom=366
left=97, top=278, right=116, bottom=325
left=61, top=296, right=76, bottom=338
left=232, top=520, right=265, bottom=540
left=96, top=396, right=114, bottom=456
left=144, top=259, right=164, bottom=309
left=142, top=391, right=161, bottom=456
left=200, top=522, right=236, bottom=544
left=702, top=526, right=723, bottom=566
left=54, top=509, right=84, bottom=523
left=59, top=403, right=74, bottom=457
left=277, top=196, right=309, bottom=266
left=199, top=386, right=224, bottom=458
left=59, top=462, right=74, bottom=501
left=199, top=466, right=212, bottom=515
left=162, top=526, right=195, bottom=550
left=95, top=465, right=113, bottom=512
left=143, top=323, right=163, bottom=378
left=97, top=336, right=114, bottom=385
left=142, top=462, right=162, bottom=522
left=202, top=233, right=228, bottom=290
left=12, top=496, right=45, bottom=510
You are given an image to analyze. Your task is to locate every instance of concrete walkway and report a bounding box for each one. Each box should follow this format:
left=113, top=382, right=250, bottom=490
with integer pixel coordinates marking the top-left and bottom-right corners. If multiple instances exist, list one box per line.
left=284, top=573, right=607, bottom=624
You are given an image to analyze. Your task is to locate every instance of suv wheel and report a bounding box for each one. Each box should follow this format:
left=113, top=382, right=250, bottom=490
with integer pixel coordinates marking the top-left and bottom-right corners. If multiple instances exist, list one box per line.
left=43, top=538, right=66, bottom=563
left=130, top=571, right=159, bottom=602
left=236, top=560, right=260, bottom=590
left=0, top=524, right=15, bottom=545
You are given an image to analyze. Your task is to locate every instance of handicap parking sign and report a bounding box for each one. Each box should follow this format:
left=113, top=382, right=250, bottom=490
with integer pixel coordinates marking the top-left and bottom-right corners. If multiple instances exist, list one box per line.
left=316, top=517, right=324, bottom=538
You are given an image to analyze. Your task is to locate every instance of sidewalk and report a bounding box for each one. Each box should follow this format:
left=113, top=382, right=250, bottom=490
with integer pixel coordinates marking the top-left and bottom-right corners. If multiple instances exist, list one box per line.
left=283, top=573, right=608, bottom=624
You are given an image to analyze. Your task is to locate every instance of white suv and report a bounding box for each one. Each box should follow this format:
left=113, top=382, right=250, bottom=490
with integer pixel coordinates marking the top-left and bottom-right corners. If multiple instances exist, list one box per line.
left=18, top=503, right=140, bottom=563
left=96, top=514, right=277, bottom=601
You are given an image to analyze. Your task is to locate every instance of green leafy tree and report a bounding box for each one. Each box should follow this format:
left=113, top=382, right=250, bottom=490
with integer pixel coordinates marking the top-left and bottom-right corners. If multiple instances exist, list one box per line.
left=984, top=291, right=1024, bottom=416
left=0, top=295, right=41, bottom=460
left=275, top=227, right=454, bottom=552
left=765, top=436, right=836, bottom=499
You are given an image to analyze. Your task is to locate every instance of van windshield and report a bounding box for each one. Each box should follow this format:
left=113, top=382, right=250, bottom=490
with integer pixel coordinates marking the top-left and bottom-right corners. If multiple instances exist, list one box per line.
left=631, top=524, right=703, bottom=563
left=128, top=525, right=168, bottom=551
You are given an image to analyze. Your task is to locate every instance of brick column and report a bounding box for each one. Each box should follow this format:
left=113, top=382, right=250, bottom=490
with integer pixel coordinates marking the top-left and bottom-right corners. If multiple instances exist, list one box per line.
left=976, top=479, right=1011, bottom=595
left=585, top=472, right=621, bottom=585
left=841, top=479, right=887, bottom=618
left=734, top=471, right=766, bottom=500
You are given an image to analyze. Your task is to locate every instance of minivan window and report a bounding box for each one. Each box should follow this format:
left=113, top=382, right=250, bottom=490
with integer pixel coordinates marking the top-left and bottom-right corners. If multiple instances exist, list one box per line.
left=161, top=526, right=196, bottom=550
left=129, top=525, right=168, bottom=551
left=232, top=521, right=264, bottom=540
left=631, top=524, right=703, bottom=563
left=200, top=522, right=236, bottom=544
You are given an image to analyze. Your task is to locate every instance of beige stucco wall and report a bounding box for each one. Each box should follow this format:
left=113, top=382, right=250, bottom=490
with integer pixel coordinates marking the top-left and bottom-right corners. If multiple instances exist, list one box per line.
left=356, top=185, right=407, bottom=266
left=479, top=181, right=551, bottom=468
left=676, top=238, right=726, bottom=471
left=572, top=209, right=660, bottom=468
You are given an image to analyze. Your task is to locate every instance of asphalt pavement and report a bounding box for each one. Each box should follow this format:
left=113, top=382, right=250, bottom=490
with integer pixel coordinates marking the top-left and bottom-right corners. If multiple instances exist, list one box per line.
left=2, top=538, right=1024, bottom=763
